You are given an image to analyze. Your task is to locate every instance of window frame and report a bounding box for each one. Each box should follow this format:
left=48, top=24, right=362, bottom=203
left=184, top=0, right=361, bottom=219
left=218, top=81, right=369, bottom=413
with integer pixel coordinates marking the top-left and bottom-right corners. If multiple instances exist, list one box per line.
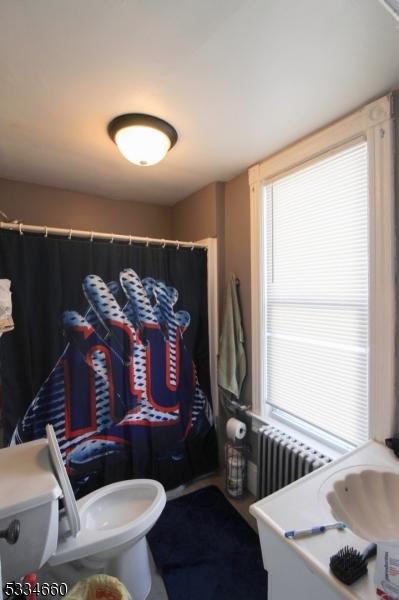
left=249, top=94, right=396, bottom=447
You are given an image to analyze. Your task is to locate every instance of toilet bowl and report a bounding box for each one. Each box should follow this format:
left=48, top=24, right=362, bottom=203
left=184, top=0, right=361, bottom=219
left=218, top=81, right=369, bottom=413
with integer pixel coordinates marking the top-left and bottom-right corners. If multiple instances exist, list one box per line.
left=0, top=426, right=166, bottom=600
left=46, top=425, right=166, bottom=600
left=49, top=478, right=165, bottom=600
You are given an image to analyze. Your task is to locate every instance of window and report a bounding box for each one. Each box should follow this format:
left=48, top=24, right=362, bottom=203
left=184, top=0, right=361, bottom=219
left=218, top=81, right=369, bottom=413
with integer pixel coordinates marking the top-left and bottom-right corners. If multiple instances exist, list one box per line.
left=249, top=94, right=396, bottom=449
left=263, top=143, right=368, bottom=446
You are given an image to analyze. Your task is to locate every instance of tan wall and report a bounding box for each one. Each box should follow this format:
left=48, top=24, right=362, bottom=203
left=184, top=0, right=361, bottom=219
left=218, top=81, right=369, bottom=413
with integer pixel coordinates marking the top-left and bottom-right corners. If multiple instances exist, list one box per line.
left=172, top=181, right=225, bottom=319
left=223, top=171, right=252, bottom=405
left=0, top=178, right=173, bottom=238
left=171, top=182, right=224, bottom=241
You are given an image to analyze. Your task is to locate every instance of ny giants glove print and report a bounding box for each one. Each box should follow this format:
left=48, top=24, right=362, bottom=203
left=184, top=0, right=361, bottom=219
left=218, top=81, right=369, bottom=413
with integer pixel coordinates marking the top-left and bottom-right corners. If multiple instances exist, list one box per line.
left=12, top=269, right=213, bottom=495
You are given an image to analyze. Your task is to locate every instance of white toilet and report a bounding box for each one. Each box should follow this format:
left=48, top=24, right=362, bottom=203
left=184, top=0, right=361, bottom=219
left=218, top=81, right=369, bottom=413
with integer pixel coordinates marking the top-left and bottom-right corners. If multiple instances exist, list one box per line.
left=0, top=425, right=166, bottom=600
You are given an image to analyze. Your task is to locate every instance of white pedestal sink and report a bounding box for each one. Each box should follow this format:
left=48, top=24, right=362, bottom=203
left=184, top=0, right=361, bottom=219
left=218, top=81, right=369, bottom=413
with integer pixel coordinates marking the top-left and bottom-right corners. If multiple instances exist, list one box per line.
left=250, top=440, right=399, bottom=600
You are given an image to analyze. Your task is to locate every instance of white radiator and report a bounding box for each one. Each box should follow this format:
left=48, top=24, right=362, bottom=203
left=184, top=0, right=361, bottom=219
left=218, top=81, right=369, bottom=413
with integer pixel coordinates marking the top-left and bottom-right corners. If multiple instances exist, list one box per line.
left=257, top=424, right=332, bottom=498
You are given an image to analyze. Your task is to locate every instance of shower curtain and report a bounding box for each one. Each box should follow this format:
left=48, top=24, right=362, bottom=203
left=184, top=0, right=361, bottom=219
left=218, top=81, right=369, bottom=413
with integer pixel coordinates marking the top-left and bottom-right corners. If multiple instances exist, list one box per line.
left=0, top=230, right=218, bottom=497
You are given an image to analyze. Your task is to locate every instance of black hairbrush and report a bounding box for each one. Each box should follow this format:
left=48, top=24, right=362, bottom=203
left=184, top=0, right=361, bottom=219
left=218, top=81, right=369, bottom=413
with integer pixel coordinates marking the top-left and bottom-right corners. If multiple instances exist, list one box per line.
left=330, top=542, right=377, bottom=585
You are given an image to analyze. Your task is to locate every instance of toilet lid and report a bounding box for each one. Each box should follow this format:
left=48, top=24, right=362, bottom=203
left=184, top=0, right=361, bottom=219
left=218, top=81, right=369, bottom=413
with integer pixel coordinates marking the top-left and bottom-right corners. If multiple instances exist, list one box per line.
left=46, top=424, right=80, bottom=537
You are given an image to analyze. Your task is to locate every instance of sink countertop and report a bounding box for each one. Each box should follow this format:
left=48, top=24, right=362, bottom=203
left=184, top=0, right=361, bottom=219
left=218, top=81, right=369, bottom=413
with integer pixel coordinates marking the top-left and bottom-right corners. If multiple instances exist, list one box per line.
left=250, top=439, right=399, bottom=600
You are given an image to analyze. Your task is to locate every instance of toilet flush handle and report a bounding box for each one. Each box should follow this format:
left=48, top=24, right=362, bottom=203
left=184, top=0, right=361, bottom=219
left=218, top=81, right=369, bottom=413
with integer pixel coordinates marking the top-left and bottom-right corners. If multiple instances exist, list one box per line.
left=0, top=519, right=20, bottom=544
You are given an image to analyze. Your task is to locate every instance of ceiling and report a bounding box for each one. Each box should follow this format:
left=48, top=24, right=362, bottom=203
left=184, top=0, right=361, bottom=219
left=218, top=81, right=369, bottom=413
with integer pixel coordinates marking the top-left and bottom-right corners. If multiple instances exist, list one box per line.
left=0, top=0, right=399, bottom=206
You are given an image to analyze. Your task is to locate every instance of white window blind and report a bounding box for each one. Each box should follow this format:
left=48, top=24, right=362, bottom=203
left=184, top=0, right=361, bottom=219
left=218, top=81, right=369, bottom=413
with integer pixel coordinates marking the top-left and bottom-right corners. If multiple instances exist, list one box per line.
left=262, top=142, right=369, bottom=446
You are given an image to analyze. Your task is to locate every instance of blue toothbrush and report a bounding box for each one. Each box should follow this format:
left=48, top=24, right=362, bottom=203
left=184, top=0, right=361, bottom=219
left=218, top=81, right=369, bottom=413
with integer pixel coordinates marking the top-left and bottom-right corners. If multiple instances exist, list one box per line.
left=284, top=521, right=346, bottom=539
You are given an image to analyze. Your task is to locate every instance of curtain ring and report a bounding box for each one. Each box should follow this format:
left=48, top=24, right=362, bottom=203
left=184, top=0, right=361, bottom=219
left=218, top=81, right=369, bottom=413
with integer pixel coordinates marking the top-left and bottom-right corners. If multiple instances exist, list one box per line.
left=146, top=238, right=150, bottom=247
left=19, top=223, right=24, bottom=235
left=129, top=236, right=132, bottom=246
left=176, top=241, right=180, bottom=250
left=190, top=242, right=194, bottom=251
left=90, top=232, right=94, bottom=242
left=162, top=239, right=166, bottom=248
left=68, top=229, right=73, bottom=240
left=44, top=226, right=48, bottom=238
left=110, top=234, right=114, bottom=244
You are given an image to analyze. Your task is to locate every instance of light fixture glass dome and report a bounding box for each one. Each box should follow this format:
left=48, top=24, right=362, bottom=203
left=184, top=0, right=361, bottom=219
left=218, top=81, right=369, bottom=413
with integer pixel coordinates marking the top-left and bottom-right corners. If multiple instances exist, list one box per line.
left=108, top=114, right=178, bottom=167
left=115, top=126, right=171, bottom=166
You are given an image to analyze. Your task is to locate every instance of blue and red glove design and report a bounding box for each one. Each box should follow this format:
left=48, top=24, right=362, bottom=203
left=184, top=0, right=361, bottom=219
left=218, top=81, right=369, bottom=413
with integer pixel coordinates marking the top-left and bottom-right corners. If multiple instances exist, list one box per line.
left=12, top=269, right=213, bottom=494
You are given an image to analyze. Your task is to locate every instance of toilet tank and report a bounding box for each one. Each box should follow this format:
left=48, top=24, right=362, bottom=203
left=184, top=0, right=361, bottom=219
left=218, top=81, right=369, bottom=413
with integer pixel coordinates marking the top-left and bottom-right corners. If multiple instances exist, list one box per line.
left=0, top=438, right=62, bottom=581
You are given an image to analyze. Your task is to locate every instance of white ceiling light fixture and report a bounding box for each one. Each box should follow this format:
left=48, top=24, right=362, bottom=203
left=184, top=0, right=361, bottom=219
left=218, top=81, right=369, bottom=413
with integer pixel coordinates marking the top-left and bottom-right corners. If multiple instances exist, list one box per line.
left=108, top=113, right=178, bottom=167
left=378, top=0, right=399, bottom=26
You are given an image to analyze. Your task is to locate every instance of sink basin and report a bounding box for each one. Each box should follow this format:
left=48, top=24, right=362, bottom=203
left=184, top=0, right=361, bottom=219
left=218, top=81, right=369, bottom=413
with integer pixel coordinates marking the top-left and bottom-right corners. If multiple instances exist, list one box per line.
left=326, top=469, right=399, bottom=541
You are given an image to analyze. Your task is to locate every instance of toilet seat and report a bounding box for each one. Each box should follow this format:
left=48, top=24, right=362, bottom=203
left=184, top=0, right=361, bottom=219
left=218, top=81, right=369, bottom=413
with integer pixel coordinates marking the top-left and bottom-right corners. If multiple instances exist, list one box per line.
left=49, top=478, right=165, bottom=566
left=46, top=425, right=80, bottom=537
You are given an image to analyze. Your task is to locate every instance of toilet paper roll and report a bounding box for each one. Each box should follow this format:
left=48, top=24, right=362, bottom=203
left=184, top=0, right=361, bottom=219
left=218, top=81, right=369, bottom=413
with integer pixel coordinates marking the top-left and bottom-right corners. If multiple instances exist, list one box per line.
left=226, top=417, right=247, bottom=441
left=228, top=456, right=243, bottom=479
left=227, top=476, right=244, bottom=497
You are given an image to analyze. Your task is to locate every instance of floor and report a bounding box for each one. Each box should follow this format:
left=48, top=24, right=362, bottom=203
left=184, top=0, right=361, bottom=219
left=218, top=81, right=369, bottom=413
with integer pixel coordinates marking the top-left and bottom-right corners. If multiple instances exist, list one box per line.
left=38, top=471, right=257, bottom=600
left=147, top=470, right=257, bottom=600
left=166, top=470, right=257, bottom=529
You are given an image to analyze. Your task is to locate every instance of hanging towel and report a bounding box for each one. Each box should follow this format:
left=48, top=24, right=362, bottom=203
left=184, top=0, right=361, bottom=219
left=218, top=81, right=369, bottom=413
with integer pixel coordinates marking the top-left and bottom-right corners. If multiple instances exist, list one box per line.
left=218, top=274, right=246, bottom=399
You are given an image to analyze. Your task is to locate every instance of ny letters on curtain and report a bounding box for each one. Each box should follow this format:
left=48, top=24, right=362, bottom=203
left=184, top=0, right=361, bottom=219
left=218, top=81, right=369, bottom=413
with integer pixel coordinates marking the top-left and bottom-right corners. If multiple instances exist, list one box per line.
left=0, top=230, right=218, bottom=497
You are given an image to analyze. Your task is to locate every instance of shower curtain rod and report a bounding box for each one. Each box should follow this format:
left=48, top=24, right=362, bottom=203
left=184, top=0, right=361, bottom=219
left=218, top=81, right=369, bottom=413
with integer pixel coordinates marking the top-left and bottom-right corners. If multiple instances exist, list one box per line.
left=0, top=221, right=207, bottom=249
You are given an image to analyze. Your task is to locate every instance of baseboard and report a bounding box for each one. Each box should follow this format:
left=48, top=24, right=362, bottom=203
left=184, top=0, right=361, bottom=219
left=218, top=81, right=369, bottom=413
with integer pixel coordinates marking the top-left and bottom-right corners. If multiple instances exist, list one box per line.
left=247, top=460, right=257, bottom=497
left=166, top=468, right=221, bottom=500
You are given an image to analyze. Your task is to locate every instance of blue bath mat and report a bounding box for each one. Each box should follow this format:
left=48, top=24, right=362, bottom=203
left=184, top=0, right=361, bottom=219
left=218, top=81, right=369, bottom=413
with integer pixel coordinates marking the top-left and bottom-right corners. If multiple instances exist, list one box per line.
left=147, top=485, right=268, bottom=600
